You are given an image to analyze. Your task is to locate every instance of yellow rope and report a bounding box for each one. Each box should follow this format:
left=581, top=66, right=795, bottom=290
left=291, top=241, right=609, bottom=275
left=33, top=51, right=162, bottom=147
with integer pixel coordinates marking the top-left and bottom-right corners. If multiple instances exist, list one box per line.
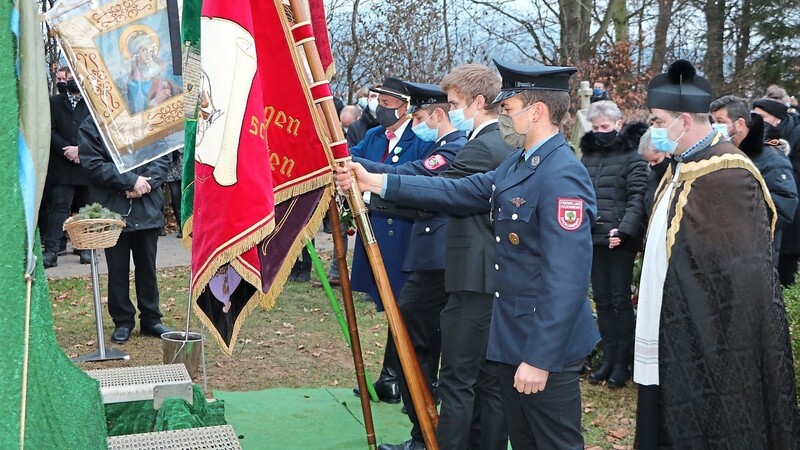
left=20, top=275, right=32, bottom=449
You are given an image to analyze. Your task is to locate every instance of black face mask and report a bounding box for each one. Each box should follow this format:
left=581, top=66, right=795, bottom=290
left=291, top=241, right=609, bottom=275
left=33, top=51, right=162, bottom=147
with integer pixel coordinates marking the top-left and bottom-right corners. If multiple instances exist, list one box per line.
left=594, top=129, right=618, bottom=146
left=764, top=121, right=781, bottom=141
left=56, top=81, right=67, bottom=94
left=375, top=104, right=402, bottom=128
left=66, top=79, right=80, bottom=94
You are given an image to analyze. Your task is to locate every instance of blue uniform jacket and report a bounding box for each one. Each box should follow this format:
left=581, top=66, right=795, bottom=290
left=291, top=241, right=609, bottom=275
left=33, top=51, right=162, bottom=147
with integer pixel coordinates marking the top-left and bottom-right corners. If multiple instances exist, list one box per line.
left=349, top=122, right=434, bottom=310
left=383, top=134, right=600, bottom=371
left=357, top=130, right=468, bottom=272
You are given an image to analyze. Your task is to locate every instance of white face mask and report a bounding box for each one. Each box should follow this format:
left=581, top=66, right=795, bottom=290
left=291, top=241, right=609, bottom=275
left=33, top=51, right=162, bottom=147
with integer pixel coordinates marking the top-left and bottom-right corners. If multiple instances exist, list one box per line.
left=368, top=98, right=379, bottom=114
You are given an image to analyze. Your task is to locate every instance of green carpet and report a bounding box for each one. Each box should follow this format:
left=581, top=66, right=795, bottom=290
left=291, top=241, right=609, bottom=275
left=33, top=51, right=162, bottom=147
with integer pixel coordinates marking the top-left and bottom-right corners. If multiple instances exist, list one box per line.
left=215, top=388, right=413, bottom=449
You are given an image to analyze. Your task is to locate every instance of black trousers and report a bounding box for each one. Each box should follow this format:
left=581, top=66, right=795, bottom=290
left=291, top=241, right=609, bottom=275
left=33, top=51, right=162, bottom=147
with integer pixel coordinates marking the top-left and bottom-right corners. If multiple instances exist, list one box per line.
left=390, top=269, right=448, bottom=442
left=166, top=180, right=182, bottom=223
left=591, top=246, right=637, bottom=357
left=496, top=362, right=583, bottom=450
left=436, top=291, right=507, bottom=450
left=104, top=228, right=162, bottom=328
left=778, top=253, right=800, bottom=287
left=43, top=184, right=87, bottom=254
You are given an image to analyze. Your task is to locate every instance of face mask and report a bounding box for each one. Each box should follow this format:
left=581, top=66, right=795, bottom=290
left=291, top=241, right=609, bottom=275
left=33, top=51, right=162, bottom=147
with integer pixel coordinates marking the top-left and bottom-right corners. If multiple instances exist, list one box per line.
left=498, top=106, right=533, bottom=148
left=764, top=121, right=781, bottom=140
left=711, top=123, right=729, bottom=139
left=375, top=104, right=402, bottom=128
left=411, top=115, right=439, bottom=142
left=56, top=81, right=67, bottom=94
left=650, top=117, right=684, bottom=153
left=357, top=97, right=368, bottom=109
left=368, top=98, right=378, bottom=114
left=66, top=79, right=80, bottom=94
left=449, top=101, right=478, bottom=133
left=593, top=88, right=604, bottom=97
left=594, top=129, right=618, bottom=146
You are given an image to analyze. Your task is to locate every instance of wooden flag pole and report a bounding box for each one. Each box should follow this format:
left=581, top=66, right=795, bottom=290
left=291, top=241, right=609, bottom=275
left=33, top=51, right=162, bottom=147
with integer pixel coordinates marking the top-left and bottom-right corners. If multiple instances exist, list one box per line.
left=286, top=2, right=440, bottom=449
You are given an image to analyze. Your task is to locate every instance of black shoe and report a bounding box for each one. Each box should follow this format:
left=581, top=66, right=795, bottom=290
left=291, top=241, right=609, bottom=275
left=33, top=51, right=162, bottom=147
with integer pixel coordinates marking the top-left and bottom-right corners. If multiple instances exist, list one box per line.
left=353, top=370, right=402, bottom=404
left=352, top=380, right=402, bottom=404
left=111, top=326, right=132, bottom=343
left=43, top=252, right=57, bottom=268
left=377, top=439, right=426, bottom=450
left=79, top=250, right=92, bottom=264
left=607, top=364, right=630, bottom=388
left=588, top=358, right=614, bottom=384
left=176, top=232, right=183, bottom=239
left=141, top=323, right=172, bottom=337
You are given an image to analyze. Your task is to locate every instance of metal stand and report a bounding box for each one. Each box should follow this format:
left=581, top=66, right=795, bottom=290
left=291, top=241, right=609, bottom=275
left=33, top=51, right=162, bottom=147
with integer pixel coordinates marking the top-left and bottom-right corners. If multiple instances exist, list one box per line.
left=73, top=249, right=129, bottom=362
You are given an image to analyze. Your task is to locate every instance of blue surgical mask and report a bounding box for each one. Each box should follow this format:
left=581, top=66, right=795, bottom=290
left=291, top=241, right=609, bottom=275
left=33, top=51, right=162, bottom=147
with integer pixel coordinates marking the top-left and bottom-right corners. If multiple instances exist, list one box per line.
left=449, top=104, right=477, bottom=133
left=593, top=88, right=604, bottom=97
left=357, top=97, right=368, bottom=109
left=712, top=123, right=729, bottom=139
left=412, top=117, right=439, bottom=142
left=650, top=117, right=684, bottom=153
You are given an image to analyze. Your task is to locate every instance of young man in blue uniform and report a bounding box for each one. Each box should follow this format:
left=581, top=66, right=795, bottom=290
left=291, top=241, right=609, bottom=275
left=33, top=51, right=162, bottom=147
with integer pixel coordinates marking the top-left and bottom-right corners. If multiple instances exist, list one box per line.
left=435, top=64, right=512, bottom=450
left=337, top=60, right=600, bottom=449
left=349, top=77, right=435, bottom=404
left=353, top=81, right=467, bottom=450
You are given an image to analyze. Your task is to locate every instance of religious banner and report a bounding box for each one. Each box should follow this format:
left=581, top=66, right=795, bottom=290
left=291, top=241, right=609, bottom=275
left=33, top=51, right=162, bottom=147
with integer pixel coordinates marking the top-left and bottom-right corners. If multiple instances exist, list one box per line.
left=187, top=0, right=341, bottom=354
left=189, top=0, right=276, bottom=353
left=45, top=0, right=183, bottom=173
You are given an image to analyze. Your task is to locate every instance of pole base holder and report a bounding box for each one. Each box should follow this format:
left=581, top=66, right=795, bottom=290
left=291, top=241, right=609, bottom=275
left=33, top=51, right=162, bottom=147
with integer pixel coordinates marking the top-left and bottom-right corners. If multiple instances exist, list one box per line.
left=73, top=346, right=130, bottom=362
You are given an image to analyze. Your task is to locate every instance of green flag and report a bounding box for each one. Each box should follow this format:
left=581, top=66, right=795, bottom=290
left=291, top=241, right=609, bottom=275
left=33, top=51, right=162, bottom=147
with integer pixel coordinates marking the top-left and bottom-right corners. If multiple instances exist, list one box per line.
left=181, top=0, right=202, bottom=243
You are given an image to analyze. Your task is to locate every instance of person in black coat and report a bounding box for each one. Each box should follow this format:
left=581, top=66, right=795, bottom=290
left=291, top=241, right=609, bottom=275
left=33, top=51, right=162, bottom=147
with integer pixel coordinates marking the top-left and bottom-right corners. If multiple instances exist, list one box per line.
left=346, top=86, right=380, bottom=147
left=753, top=99, right=800, bottom=285
left=710, top=95, right=798, bottom=266
left=43, top=69, right=92, bottom=267
left=77, top=119, right=172, bottom=344
left=580, top=100, right=648, bottom=388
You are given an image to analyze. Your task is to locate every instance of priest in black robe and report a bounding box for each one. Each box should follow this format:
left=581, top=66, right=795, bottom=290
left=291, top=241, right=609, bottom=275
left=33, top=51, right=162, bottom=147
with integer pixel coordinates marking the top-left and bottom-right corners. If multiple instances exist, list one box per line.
left=634, top=59, right=799, bottom=449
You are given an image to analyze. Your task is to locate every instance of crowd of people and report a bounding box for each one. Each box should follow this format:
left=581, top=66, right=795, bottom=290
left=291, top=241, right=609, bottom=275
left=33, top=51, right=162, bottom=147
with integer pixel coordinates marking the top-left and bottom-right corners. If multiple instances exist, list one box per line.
left=42, top=50, right=800, bottom=447
left=330, top=59, right=800, bottom=449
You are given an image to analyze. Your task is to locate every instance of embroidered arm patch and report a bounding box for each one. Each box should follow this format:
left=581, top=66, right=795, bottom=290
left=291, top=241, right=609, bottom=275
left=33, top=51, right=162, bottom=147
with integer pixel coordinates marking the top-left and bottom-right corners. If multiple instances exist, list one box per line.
left=557, top=198, right=584, bottom=231
left=424, top=154, right=447, bottom=170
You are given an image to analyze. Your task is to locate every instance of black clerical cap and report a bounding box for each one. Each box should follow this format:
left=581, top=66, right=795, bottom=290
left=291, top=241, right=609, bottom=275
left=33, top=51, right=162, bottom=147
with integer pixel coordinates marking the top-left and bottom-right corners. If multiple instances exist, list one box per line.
left=647, top=60, right=712, bottom=113
left=369, top=77, right=410, bottom=103
left=492, top=59, right=578, bottom=103
left=403, top=81, right=448, bottom=112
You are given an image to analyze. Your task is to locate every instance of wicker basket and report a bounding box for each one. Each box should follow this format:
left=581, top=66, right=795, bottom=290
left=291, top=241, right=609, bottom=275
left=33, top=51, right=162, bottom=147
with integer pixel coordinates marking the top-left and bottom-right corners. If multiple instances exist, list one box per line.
left=63, top=218, right=126, bottom=250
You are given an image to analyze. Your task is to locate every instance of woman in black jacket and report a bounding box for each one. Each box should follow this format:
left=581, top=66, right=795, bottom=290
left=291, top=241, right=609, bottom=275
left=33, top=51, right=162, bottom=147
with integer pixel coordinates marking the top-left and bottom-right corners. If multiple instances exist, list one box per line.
left=580, top=101, right=648, bottom=387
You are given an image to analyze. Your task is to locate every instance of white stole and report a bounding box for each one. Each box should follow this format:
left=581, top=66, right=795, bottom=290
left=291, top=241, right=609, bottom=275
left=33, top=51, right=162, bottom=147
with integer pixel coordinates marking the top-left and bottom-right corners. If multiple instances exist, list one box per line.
left=633, top=164, right=681, bottom=386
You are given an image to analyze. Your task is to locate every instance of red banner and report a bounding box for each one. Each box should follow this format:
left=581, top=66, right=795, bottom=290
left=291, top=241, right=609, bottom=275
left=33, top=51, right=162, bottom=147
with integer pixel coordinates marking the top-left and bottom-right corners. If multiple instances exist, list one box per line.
left=191, top=0, right=338, bottom=354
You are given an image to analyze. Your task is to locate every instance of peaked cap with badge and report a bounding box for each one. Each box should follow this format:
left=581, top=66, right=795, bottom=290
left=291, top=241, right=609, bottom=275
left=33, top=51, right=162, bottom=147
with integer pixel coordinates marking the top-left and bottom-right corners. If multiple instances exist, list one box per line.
left=369, top=77, right=410, bottom=103
left=492, top=59, right=578, bottom=103
left=403, top=81, right=448, bottom=113
left=647, top=59, right=712, bottom=113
